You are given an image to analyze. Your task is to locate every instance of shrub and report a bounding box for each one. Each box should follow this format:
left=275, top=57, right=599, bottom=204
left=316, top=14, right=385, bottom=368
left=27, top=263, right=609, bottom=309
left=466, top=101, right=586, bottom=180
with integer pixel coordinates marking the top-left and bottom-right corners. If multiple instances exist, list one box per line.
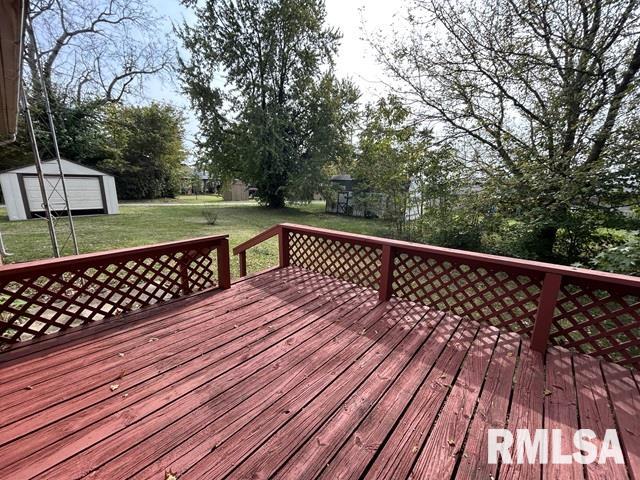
left=590, top=235, right=640, bottom=276
left=202, top=209, right=219, bottom=225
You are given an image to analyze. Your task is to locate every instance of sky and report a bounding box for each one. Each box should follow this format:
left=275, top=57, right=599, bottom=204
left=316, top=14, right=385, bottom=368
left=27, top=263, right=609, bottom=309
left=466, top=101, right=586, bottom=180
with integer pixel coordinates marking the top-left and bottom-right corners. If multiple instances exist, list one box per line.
left=144, top=0, right=406, bottom=152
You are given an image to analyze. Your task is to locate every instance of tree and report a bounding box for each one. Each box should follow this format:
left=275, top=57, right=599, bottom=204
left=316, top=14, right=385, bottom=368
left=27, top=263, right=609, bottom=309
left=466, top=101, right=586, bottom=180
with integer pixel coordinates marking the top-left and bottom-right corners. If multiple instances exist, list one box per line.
left=98, top=103, right=187, bottom=199
left=26, top=0, right=173, bottom=104
left=372, top=0, right=640, bottom=262
left=0, top=0, right=174, bottom=171
left=179, top=0, right=360, bottom=207
left=355, top=96, right=460, bottom=240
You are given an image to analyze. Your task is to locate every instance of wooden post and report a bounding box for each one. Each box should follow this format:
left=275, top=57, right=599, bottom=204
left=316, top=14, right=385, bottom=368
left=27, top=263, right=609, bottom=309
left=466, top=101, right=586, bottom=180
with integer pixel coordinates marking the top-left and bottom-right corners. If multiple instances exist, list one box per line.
left=530, top=273, right=562, bottom=352
left=179, top=253, right=191, bottom=295
left=279, top=226, right=290, bottom=268
left=239, top=251, right=247, bottom=277
left=217, top=238, right=231, bottom=289
left=378, top=244, right=394, bottom=303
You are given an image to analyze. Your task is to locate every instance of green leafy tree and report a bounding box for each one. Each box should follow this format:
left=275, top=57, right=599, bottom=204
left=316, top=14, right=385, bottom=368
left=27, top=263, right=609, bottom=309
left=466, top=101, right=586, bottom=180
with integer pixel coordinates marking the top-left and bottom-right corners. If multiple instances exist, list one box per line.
left=372, top=0, right=640, bottom=262
left=355, top=96, right=461, bottom=240
left=0, top=91, right=109, bottom=171
left=179, top=0, right=359, bottom=207
left=98, top=103, right=187, bottom=199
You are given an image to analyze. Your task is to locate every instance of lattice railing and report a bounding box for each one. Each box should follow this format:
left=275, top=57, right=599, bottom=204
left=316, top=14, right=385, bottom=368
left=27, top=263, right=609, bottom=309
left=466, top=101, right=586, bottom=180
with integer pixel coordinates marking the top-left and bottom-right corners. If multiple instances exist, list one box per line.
left=550, top=278, right=640, bottom=366
left=288, top=231, right=382, bottom=290
left=391, top=251, right=543, bottom=335
left=0, top=235, right=230, bottom=346
left=234, top=224, right=640, bottom=368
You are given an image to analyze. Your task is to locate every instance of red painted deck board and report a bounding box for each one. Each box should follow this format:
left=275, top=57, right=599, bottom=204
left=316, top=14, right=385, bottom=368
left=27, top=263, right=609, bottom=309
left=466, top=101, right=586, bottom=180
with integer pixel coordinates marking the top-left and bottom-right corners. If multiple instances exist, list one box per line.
left=574, top=354, right=630, bottom=480
left=0, top=267, right=637, bottom=480
left=543, top=347, right=584, bottom=480
left=454, top=331, right=520, bottom=480
left=499, top=339, right=545, bottom=480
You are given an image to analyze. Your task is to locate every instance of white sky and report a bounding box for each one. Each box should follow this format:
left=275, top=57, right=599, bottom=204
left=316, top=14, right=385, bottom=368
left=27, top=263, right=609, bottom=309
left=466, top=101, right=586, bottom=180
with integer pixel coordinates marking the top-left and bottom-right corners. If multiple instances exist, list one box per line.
left=144, top=0, right=405, bottom=151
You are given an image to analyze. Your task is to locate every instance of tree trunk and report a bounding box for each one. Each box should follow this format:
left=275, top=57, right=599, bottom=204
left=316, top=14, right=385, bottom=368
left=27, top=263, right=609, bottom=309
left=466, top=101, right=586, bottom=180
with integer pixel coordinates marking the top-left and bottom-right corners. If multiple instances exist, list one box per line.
left=532, top=226, right=558, bottom=262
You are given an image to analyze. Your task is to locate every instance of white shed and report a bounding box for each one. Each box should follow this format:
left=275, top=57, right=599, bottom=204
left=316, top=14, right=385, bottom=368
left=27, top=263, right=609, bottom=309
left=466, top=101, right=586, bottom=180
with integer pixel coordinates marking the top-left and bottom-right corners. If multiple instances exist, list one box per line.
left=0, top=159, right=119, bottom=221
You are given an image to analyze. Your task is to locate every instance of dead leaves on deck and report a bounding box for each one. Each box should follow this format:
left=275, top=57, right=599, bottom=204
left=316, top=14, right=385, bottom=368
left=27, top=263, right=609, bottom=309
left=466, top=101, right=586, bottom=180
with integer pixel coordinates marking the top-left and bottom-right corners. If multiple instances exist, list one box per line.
left=164, top=470, right=178, bottom=480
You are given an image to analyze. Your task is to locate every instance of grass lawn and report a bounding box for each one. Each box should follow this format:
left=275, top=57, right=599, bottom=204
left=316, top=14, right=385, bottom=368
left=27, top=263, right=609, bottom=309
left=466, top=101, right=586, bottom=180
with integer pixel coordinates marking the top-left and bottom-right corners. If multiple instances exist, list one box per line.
left=0, top=201, right=388, bottom=278
left=119, top=194, right=224, bottom=204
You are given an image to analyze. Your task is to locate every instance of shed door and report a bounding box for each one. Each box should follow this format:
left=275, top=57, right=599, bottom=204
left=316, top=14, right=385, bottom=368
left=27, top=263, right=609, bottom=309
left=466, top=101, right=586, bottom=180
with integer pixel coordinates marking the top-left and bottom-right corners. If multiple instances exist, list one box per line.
left=23, top=176, right=104, bottom=212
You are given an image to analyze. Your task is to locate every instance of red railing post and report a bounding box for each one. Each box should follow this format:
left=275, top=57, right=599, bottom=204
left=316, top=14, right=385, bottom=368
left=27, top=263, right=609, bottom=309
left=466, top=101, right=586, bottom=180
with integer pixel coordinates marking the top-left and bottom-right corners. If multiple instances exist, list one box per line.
left=279, top=225, right=290, bottom=268
left=179, top=251, right=192, bottom=295
left=239, top=251, right=247, bottom=277
left=378, top=244, right=394, bottom=302
left=530, top=273, right=562, bottom=352
left=217, top=238, right=231, bottom=289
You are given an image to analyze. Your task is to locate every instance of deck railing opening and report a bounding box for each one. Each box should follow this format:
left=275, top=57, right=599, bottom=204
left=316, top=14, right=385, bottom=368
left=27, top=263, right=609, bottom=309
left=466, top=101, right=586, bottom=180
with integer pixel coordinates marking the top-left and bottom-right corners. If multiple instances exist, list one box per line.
left=234, top=223, right=640, bottom=368
left=0, top=235, right=230, bottom=346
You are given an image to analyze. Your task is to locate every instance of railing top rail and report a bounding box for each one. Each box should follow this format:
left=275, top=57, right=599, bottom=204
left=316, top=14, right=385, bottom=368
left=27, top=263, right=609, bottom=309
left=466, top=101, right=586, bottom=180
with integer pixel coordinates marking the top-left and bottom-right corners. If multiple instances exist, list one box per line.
left=0, top=234, right=229, bottom=279
left=277, top=223, right=640, bottom=289
left=232, top=225, right=280, bottom=255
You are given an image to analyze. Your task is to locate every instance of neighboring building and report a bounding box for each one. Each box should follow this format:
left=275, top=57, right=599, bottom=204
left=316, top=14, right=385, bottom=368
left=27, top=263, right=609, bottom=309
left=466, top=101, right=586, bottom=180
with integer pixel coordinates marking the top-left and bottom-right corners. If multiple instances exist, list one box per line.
left=0, top=159, right=119, bottom=221
left=221, top=179, right=255, bottom=201
left=325, top=174, right=386, bottom=218
left=181, top=166, right=220, bottom=194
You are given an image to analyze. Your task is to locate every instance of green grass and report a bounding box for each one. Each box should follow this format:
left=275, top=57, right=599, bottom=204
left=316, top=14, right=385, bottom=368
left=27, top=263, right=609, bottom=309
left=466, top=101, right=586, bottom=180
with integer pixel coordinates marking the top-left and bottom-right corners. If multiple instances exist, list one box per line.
left=0, top=201, right=388, bottom=278
left=119, top=194, right=224, bottom=204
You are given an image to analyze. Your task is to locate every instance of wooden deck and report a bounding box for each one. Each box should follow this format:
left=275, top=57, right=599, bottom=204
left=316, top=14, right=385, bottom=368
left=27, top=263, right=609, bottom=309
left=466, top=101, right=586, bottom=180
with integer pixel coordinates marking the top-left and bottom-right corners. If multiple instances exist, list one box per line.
left=0, top=266, right=639, bottom=479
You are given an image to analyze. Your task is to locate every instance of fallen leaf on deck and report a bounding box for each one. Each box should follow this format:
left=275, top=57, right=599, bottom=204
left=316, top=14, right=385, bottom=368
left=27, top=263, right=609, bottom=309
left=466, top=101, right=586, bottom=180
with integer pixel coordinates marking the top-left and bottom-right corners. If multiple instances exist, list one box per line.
left=25, top=385, right=33, bottom=390
left=447, top=439, right=456, bottom=447
left=148, top=337, right=159, bottom=343
left=110, top=384, right=119, bottom=391
left=544, top=388, right=553, bottom=396
left=117, top=353, right=125, bottom=357
left=164, top=470, right=178, bottom=480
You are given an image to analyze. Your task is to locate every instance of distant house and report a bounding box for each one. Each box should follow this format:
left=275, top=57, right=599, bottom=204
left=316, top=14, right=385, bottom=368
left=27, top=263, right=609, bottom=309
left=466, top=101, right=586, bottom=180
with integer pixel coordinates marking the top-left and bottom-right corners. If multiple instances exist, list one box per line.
left=325, top=174, right=386, bottom=218
left=181, top=166, right=220, bottom=194
left=0, top=159, right=119, bottom=221
left=221, top=179, right=256, bottom=201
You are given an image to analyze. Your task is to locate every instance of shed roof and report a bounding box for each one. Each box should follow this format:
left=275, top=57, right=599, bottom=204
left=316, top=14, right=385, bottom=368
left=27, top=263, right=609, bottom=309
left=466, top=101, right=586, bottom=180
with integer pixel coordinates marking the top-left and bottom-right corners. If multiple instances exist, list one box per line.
left=1, top=159, right=113, bottom=177
left=0, top=0, right=26, bottom=143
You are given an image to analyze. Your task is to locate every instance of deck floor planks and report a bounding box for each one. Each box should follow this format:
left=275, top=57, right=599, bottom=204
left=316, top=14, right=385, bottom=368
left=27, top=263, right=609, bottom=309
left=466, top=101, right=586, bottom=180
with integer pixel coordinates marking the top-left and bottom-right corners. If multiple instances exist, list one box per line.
left=0, top=271, right=339, bottom=435
left=125, top=293, right=396, bottom=480
left=602, top=361, right=640, bottom=479
left=30, top=285, right=387, bottom=478
left=574, top=353, right=629, bottom=480
left=363, top=318, right=481, bottom=479
left=0, top=267, right=306, bottom=392
left=0, top=267, right=313, bottom=392
left=453, top=331, right=520, bottom=480
left=310, top=310, right=459, bottom=479
left=0, top=274, right=367, bottom=472
left=542, top=347, right=584, bottom=480
left=8, top=280, right=375, bottom=478
left=226, top=306, right=445, bottom=480
left=0, top=267, right=637, bottom=480
left=0, top=266, right=298, bottom=366
left=170, top=300, right=415, bottom=479
left=498, top=339, right=546, bottom=480
left=82, top=292, right=397, bottom=480
left=0, top=268, right=317, bottom=403
left=408, top=325, right=499, bottom=479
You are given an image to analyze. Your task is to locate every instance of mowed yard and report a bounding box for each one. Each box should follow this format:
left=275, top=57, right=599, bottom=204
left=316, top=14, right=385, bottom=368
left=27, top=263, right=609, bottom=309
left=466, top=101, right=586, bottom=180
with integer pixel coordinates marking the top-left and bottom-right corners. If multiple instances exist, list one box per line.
left=0, top=199, right=387, bottom=279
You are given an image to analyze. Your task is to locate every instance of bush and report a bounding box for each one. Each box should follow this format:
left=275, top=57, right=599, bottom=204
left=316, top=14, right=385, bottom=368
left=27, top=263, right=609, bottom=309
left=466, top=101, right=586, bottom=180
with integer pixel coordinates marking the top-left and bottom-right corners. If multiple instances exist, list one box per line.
left=589, top=235, right=640, bottom=276
left=202, top=209, right=219, bottom=225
